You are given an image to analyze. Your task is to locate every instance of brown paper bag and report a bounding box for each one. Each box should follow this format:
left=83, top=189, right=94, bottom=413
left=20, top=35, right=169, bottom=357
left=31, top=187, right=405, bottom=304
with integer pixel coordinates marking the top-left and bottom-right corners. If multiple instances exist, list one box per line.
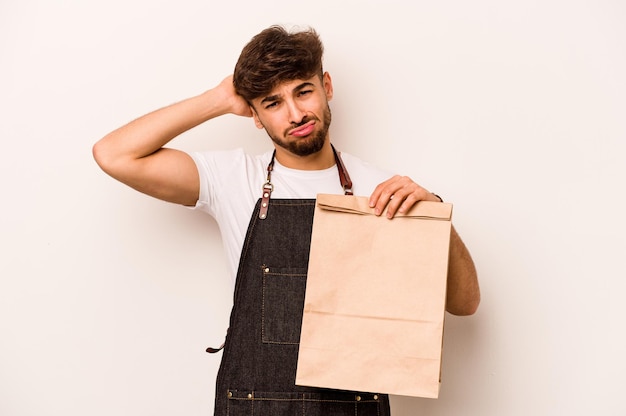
left=296, top=194, right=452, bottom=398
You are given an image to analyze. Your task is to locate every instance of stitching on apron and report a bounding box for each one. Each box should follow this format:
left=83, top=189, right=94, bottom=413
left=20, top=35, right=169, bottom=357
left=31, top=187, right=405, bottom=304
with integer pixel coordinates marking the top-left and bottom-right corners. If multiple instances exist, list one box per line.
left=238, top=214, right=259, bottom=275
left=227, top=392, right=380, bottom=404
left=228, top=397, right=380, bottom=403
left=270, top=201, right=315, bottom=206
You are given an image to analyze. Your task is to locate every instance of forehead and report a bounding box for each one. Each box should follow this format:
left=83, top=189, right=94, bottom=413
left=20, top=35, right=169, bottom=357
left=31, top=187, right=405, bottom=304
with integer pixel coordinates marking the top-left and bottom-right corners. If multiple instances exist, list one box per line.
left=261, top=76, right=322, bottom=98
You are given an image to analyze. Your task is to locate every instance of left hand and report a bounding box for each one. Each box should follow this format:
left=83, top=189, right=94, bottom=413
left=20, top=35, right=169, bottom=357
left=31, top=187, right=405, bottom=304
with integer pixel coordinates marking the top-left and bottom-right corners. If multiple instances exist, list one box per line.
left=369, top=175, right=440, bottom=218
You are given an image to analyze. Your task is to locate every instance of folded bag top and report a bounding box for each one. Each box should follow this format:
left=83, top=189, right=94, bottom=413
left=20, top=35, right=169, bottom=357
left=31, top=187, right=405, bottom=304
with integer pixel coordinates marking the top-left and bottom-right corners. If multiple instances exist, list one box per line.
left=315, top=193, right=452, bottom=219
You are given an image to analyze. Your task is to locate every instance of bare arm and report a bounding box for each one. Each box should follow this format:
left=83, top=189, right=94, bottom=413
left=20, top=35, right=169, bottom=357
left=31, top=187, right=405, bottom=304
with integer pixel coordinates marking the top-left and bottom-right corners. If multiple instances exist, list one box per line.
left=369, top=175, right=480, bottom=316
left=92, top=76, right=252, bottom=206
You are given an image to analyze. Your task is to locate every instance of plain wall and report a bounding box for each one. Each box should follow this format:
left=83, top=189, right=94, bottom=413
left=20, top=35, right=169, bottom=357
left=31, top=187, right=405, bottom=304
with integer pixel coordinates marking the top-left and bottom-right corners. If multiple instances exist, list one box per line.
left=1, top=1, right=625, bottom=415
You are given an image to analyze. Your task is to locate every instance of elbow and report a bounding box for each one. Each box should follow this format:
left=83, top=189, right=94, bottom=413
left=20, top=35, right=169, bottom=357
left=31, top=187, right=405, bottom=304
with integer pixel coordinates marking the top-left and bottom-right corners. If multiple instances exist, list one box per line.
left=446, top=290, right=481, bottom=316
left=92, top=139, right=107, bottom=170
left=92, top=137, right=113, bottom=169
left=92, top=137, right=118, bottom=176
left=448, top=297, right=480, bottom=316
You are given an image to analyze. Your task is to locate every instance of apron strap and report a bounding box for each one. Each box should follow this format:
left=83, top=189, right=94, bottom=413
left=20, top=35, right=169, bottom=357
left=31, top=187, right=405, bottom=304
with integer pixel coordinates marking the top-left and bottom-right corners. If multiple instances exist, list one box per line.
left=332, top=144, right=353, bottom=195
left=259, top=145, right=353, bottom=220
left=259, top=158, right=274, bottom=220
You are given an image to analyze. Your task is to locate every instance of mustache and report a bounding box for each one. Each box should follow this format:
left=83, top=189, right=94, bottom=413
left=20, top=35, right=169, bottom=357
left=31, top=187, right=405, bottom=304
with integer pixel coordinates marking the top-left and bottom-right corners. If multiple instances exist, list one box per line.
left=293, top=116, right=314, bottom=128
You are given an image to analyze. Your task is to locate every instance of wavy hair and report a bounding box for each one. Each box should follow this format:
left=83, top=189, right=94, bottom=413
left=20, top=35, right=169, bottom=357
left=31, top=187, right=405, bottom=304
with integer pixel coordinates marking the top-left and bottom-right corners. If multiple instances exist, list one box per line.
left=233, top=25, right=324, bottom=102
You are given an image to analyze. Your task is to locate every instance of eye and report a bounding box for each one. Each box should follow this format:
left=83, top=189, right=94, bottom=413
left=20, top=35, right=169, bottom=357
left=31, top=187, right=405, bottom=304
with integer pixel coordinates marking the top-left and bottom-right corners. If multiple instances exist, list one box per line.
left=299, top=89, right=313, bottom=97
left=264, top=101, right=279, bottom=110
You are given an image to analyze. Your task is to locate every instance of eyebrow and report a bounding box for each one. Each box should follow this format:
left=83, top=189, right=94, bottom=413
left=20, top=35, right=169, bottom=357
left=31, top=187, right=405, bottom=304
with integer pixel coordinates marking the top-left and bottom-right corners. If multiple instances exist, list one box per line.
left=260, top=82, right=316, bottom=105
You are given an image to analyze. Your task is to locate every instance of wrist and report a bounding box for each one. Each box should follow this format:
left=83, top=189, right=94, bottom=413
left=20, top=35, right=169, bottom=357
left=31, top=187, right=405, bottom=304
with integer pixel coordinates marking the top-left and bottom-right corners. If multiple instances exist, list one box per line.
left=199, top=88, right=231, bottom=118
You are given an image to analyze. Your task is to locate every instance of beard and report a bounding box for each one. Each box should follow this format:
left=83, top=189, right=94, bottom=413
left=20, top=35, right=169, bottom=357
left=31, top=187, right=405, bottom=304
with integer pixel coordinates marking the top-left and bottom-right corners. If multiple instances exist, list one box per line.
left=266, top=105, right=332, bottom=157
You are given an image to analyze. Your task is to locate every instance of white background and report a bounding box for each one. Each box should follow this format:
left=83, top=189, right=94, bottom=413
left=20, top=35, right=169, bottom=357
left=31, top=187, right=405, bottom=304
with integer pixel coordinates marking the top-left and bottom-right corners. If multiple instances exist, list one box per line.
left=1, top=1, right=625, bottom=415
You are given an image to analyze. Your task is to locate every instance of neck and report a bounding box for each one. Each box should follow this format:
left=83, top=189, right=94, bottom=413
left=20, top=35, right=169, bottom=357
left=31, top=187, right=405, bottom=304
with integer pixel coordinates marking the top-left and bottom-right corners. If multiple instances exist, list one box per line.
left=274, top=140, right=335, bottom=170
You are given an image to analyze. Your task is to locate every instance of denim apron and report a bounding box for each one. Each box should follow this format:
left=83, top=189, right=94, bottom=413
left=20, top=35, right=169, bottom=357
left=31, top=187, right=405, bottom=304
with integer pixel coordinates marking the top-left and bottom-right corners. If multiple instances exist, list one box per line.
left=211, top=148, right=391, bottom=416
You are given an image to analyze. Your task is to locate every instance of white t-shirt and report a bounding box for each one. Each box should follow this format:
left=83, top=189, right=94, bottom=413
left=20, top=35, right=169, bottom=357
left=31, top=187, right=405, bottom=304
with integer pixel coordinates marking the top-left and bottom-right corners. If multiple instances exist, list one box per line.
left=190, top=148, right=393, bottom=285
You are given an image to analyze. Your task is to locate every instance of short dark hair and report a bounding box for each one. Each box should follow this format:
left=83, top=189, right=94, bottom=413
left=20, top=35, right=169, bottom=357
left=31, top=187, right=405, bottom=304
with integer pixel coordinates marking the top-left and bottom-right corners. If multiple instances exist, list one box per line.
left=233, top=25, right=324, bottom=102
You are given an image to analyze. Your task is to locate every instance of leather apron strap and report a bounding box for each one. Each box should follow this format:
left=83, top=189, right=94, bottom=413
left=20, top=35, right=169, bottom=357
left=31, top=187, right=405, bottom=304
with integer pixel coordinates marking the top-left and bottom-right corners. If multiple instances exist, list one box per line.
left=259, top=144, right=352, bottom=220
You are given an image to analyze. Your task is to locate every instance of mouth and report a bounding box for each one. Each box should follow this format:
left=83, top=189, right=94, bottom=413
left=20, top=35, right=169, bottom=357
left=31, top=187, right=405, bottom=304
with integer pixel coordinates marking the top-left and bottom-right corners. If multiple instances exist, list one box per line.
left=288, top=121, right=315, bottom=137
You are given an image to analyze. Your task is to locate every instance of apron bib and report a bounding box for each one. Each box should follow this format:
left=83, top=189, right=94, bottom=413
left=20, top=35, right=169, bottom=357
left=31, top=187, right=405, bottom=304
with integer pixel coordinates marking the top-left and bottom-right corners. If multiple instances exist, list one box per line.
left=212, top=148, right=391, bottom=416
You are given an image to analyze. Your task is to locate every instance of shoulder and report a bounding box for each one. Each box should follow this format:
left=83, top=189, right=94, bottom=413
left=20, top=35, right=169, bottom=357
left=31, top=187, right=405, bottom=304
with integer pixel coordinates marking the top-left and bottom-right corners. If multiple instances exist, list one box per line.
left=191, top=148, right=273, bottom=175
left=189, top=148, right=273, bottom=214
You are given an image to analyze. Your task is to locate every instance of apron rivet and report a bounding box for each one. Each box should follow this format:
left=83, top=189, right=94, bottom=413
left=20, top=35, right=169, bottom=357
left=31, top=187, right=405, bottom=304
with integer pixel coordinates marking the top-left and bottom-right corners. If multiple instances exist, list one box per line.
left=227, top=391, right=232, bottom=398
left=247, top=393, right=253, bottom=399
left=374, top=395, right=379, bottom=400
left=264, top=267, right=270, bottom=273
left=356, top=395, right=361, bottom=401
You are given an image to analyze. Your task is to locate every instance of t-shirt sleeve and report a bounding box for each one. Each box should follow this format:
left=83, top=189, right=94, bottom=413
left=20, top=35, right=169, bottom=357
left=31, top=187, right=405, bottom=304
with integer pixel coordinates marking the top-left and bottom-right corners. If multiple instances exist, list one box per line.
left=188, top=148, right=270, bottom=218
left=188, top=150, right=216, bottom=216
left=188, top=148, right=249, bottom=217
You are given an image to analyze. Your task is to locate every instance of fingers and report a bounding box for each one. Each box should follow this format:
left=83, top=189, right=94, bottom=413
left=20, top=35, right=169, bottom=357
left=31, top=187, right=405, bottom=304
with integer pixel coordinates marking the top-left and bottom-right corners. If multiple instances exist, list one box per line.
left=216, top=75, right=252, bottom=117
left=369, top=175, right=432, bottom=218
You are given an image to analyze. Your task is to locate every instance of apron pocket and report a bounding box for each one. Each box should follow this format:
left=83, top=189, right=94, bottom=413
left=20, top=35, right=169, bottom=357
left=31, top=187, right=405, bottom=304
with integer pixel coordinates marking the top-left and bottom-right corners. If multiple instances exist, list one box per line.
left=261, top=266, right=307, bottom=345
left=226, top=390, right=382, bottom=416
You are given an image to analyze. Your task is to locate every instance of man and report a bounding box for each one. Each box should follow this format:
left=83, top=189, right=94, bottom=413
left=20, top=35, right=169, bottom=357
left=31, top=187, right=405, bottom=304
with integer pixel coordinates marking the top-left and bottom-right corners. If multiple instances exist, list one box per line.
left=93, top=25, right=479, bottom=416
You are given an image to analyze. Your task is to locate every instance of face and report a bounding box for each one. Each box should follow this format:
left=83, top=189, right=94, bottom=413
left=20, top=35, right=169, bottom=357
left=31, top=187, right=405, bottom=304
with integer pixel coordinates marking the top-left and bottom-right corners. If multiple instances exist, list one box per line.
left=251, top=72, right=334, bottom=157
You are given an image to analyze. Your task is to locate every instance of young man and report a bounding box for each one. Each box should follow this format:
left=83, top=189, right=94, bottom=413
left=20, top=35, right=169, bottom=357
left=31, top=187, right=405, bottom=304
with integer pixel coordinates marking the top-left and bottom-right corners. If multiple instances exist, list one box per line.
left=93, top=25, right=479, bottom=415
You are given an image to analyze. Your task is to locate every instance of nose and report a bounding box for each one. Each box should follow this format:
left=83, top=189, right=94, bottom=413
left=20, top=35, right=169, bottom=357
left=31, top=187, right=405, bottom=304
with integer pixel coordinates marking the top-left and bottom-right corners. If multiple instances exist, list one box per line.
left=286, top=99, right=306, bottom=124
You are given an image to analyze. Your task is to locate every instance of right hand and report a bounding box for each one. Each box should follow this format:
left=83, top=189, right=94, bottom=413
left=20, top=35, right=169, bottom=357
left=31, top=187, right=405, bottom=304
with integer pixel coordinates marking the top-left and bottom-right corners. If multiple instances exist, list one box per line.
left=216, top=75, right=253, bottom=118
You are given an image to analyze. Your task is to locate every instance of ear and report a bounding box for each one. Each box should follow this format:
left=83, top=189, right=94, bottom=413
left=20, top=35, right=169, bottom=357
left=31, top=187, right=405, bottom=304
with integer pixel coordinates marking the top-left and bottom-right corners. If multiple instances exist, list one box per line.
left=323, top=72, right=334, bottom=101
left=251, top=106, right=264, bottom=129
